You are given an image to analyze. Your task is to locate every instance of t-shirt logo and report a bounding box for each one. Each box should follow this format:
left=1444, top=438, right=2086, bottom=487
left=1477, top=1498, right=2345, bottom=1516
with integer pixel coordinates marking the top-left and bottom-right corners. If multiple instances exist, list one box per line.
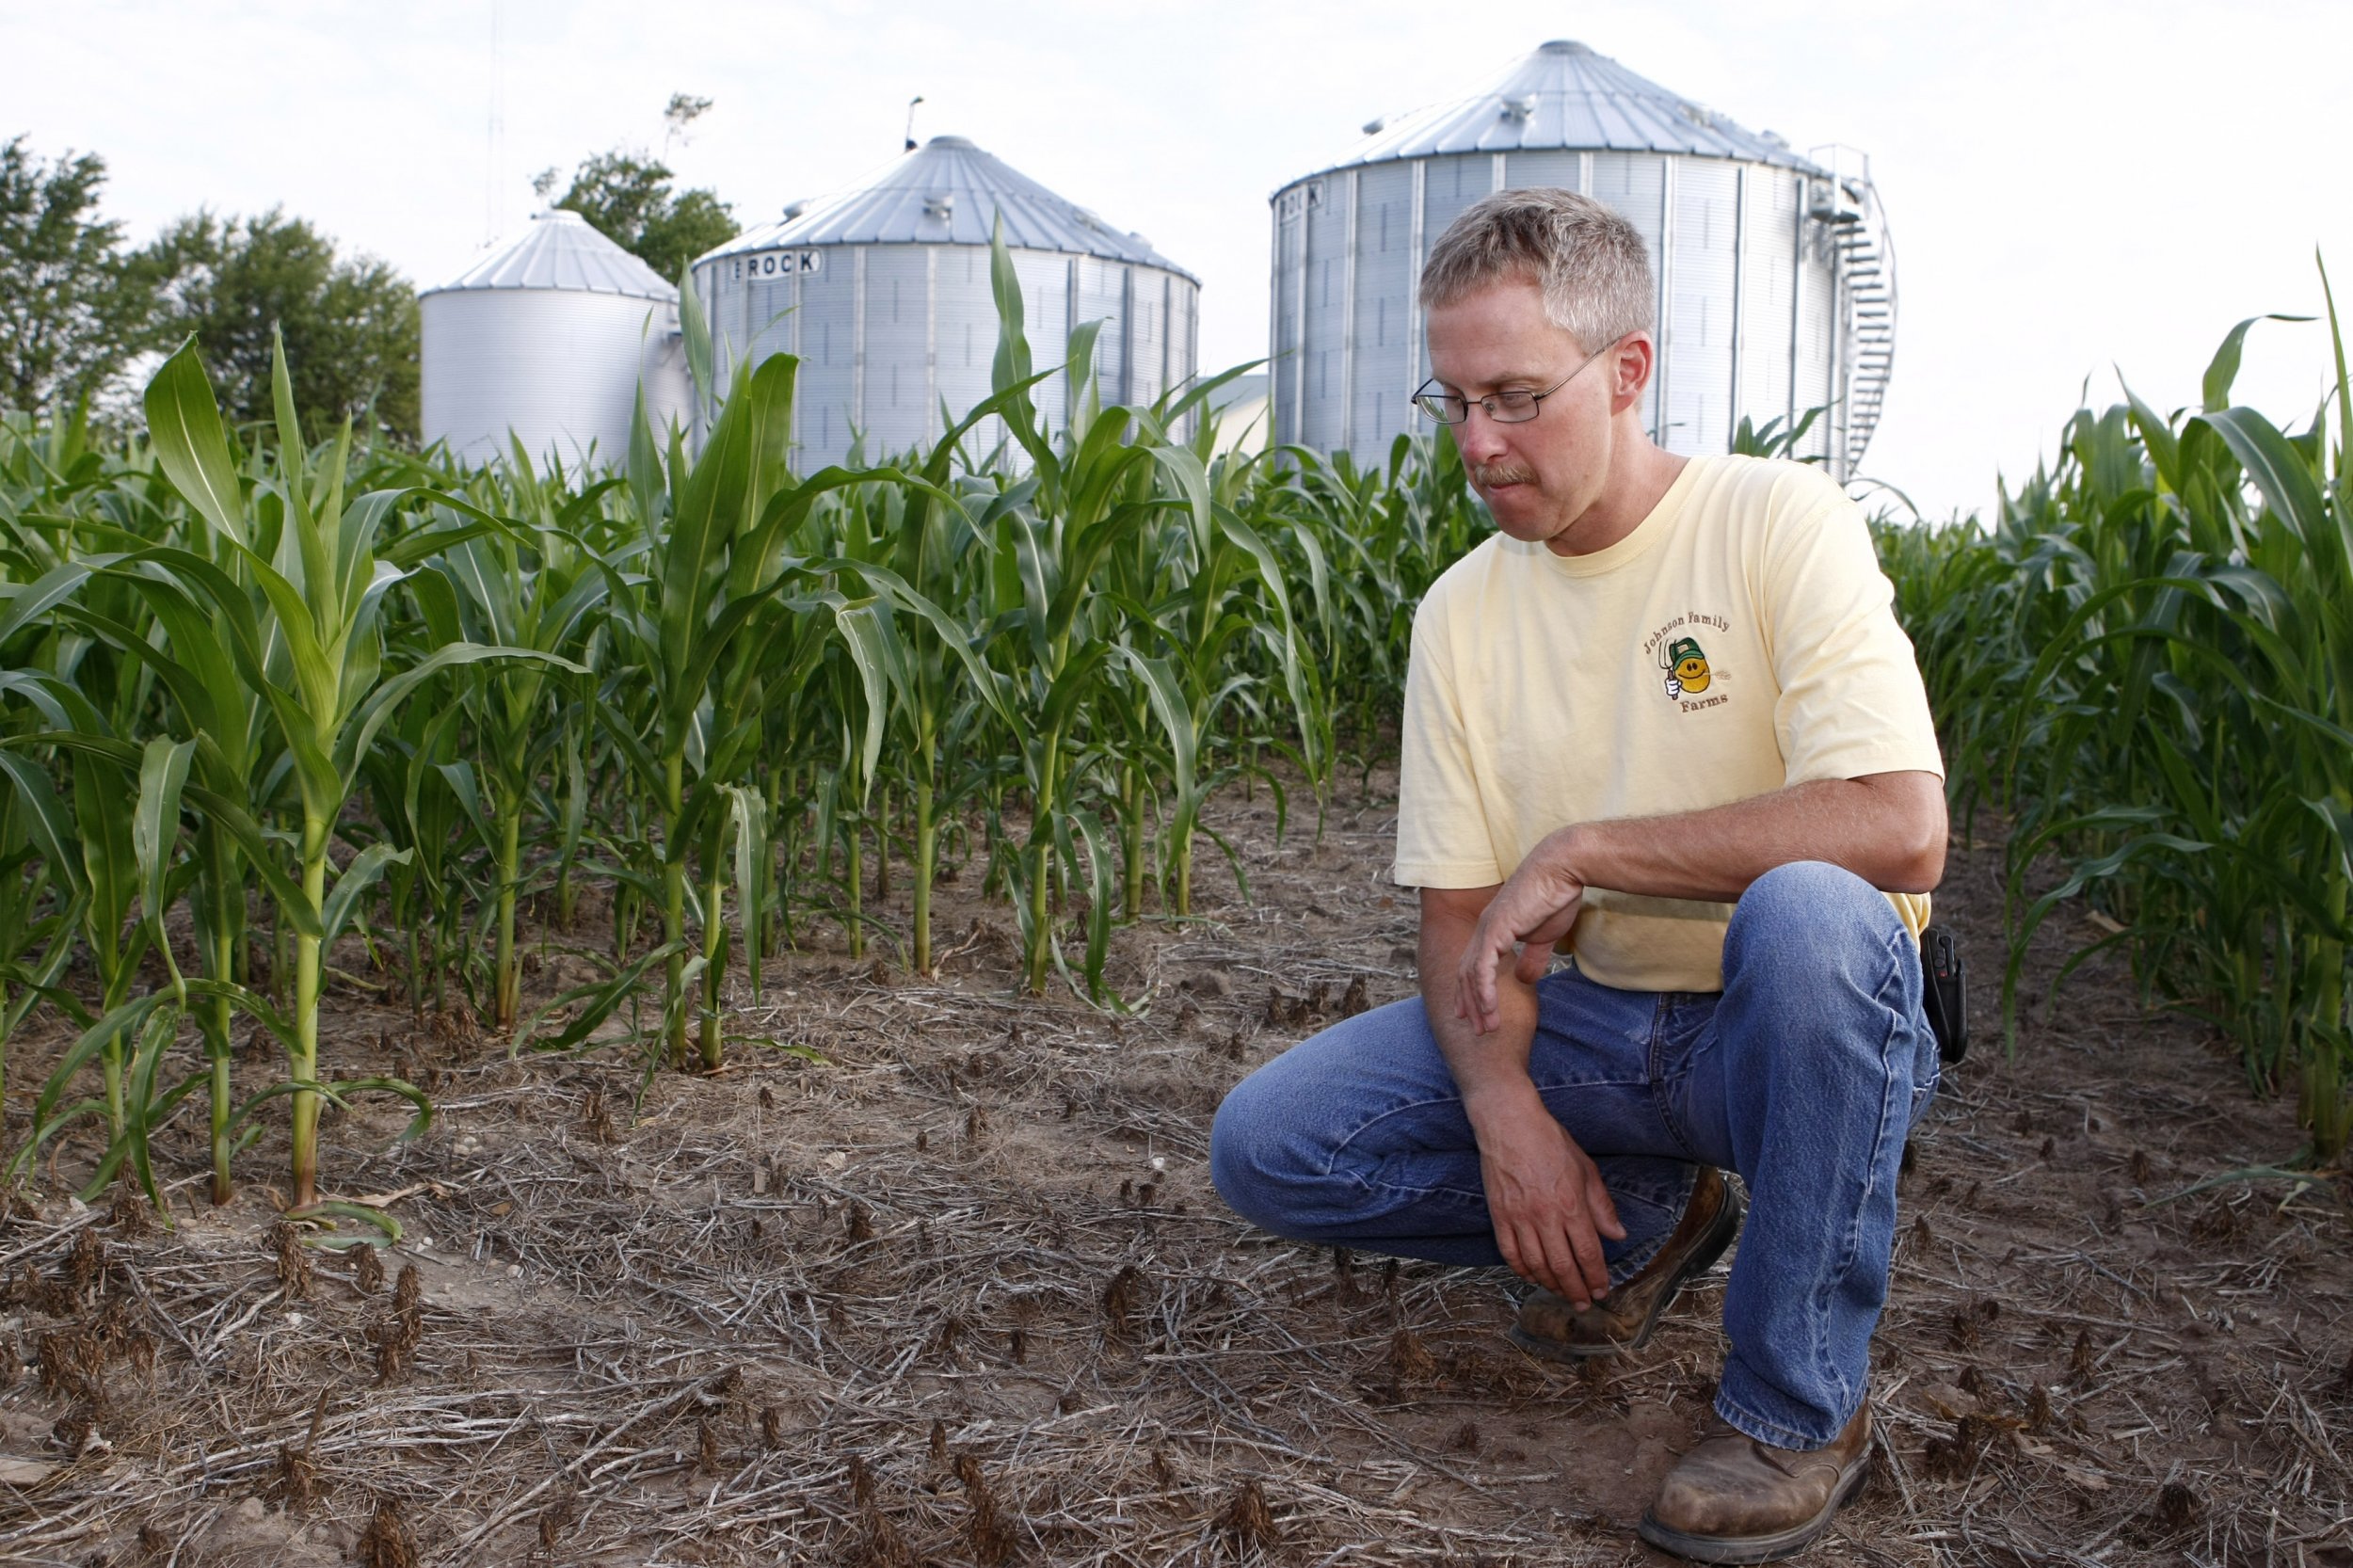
left=1660, top=635, right=1712, bottom=701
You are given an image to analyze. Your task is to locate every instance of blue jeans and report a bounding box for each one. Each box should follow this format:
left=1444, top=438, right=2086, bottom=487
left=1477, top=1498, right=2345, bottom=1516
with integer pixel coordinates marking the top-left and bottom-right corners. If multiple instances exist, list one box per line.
left=1209, top=861, right=1940, bottom=1449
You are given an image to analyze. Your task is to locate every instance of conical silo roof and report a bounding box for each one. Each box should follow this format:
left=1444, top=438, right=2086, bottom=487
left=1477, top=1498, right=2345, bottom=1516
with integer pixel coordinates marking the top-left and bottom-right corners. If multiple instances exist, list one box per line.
left=700, top=135, right=1195, bottom=281
left=1309, top=40, right=1823, bottom=181
left=422, top=208, right=680, bottom=301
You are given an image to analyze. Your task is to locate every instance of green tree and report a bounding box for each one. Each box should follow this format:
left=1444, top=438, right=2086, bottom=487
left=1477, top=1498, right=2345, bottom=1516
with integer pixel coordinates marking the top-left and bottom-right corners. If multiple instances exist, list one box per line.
left=0, top=136, right=161, bottom=413
left=140, top=209, right=419, bottom=442
left=553, top=152, right=737, bottom=283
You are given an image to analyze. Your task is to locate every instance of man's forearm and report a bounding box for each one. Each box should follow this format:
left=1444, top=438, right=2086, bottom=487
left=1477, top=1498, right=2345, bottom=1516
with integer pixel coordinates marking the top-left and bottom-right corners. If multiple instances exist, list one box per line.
left=1420, top=895, right=1545, bottom=1120
left=1419, top=885, right=1627, bottom=1302
left=1540, top=772, right=1945, bottom=904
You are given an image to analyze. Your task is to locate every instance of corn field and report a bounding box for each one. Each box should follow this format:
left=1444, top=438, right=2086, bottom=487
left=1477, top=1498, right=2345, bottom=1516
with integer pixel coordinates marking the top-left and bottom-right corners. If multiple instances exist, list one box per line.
left=1879, top=285, right=2353, bottom=1160
left=0, top=232, right=1491, bottom=1234
left=4, top=230, right=2347, bottom=1247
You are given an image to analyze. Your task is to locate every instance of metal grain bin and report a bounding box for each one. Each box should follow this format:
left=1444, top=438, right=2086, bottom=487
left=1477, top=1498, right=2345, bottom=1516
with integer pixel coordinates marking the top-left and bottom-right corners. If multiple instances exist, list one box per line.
left=1269, top=40, right=1895, bottom=476
left=419, top=209, right=692, bottom=470
left=693, top=135, right=1200, bottom=470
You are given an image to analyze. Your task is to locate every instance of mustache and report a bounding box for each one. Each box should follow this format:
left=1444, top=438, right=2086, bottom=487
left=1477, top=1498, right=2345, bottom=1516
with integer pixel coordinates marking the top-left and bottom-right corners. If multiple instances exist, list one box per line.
left=1471, top=461, right=1538, bottom=488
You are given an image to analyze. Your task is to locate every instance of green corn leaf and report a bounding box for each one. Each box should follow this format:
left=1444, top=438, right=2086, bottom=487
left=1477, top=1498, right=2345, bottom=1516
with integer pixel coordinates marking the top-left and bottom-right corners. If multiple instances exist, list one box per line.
left=517, top=936, right=696, bottom=1056
left=658, top=366, right=760, bottom=669
left=432, top=760, right=498, bottom=853
left=1067, top=806, right=1119, bottom=1004
left=323, top=1075, right=434, bottom=1143
left=0, top=560, right=101, bottom=648
left=629, top=382, right=665, bottom=533
left=3, top=1096, right=109, bottom=1182
left=1065, top=318, right=1106, bottom=424
left=338, top=642, right=587, bottom=789
left=133, top=738, right=196, bottom=987
left=14, top=990, right=182, bottom=1168
left=0, top=748, right=91, bottom=904
left=109, top=1005, right=192, bottom=1215
left=284, top=1200, right=404, bottom=1246
left=2202, top=313, right=2311, bottom=413
left=227, top=1078, right=358, bottom=1131
left=142, top=338, right=248, bottom=547
left=318, top=841, right=413, bottom=951
left=1115, top=648, right=1197, bottom=795
left=678, top=260, right=714, bottom=408
left=830, top=597, right=899, bottom=800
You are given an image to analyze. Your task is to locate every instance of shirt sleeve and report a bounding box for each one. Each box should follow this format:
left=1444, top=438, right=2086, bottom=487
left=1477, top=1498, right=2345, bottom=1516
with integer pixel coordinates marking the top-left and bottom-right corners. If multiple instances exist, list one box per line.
left=1760, top=470, right=1945, bottom=785
left=1392, top=591, right=1505, bottom=888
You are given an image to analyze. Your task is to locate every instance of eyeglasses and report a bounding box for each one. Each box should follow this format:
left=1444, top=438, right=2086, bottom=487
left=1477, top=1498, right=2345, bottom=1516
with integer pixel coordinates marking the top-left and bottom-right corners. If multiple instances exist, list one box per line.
left=1410, top=337, right=1620, bottom=425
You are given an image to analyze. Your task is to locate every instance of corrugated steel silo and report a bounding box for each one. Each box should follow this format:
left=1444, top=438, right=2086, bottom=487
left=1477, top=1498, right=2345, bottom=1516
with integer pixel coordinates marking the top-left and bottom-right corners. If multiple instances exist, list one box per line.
left=419, top=209, right=692, bottom=469
left=692, top=136, right=1200, bottom=470
left=1269, top=40, right=1895, bottom=476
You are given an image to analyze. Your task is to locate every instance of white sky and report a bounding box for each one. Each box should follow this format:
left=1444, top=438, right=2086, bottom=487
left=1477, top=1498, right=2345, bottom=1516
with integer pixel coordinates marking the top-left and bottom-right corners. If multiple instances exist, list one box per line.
left=7, top=0, right=2347, bottom=520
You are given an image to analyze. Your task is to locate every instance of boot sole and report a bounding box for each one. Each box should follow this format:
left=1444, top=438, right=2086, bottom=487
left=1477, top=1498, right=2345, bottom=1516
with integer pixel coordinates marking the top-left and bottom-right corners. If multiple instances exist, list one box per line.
left=1508, top=1178, right=1744, bottom=1362
left=1634, top=1450, right=1869, bottom=1563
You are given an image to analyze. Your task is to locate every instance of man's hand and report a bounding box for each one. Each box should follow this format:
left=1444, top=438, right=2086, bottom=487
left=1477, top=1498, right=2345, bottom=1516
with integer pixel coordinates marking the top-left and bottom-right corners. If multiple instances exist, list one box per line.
left=1456, top=834, right=1585, bottom=1034
left=1470, top=1086, right=1625, bottom=1306
left=1419, top=885, right=1622, bottom=1304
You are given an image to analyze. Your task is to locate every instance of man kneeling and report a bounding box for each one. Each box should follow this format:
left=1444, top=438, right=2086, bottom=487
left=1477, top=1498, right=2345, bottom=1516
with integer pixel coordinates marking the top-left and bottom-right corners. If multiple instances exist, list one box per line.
left=1209, top=188, right=1946, bottom=1564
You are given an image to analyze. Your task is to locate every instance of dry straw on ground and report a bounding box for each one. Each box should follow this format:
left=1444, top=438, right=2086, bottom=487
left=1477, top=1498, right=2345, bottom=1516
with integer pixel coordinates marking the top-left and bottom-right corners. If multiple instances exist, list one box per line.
left=0, top=778, right=2346, bottom=1564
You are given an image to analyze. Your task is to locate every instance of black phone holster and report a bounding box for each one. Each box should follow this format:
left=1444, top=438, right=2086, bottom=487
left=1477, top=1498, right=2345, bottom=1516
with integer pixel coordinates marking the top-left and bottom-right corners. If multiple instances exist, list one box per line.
left=1919, top=925, right=1968, bottom=1064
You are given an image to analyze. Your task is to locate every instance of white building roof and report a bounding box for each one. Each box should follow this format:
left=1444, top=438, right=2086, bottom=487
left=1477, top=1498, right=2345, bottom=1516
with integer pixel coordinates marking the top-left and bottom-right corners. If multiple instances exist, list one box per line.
left=700, top=135, right=1195, bottom=280
left=422, top=208, right=680, bottom=301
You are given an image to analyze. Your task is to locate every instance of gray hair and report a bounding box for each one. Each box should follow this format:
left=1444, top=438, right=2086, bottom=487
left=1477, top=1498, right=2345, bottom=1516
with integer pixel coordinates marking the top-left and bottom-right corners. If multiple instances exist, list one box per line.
left=1418, top=188, right=1654, bottom=351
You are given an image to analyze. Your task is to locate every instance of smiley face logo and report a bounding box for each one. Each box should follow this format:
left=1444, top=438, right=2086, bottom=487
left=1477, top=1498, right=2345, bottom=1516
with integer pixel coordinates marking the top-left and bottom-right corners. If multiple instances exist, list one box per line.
left=1660, top=635, right=1711, bottom=699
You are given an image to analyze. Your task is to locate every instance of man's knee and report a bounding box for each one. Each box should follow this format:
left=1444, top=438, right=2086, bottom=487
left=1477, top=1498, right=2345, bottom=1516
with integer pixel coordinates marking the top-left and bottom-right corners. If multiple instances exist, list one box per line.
left=1209, top=999, right=1434, bottom=1236
left=1726, top=861, right=1902, bottom=977
left=1721, top=861, right=1927, bottom=1091
left=1208, top=1076, right=1273, bottom=1217
left=1737, top=859, right=1882, bottom=921
left=1209, top=1060, right=1328, bottom=1233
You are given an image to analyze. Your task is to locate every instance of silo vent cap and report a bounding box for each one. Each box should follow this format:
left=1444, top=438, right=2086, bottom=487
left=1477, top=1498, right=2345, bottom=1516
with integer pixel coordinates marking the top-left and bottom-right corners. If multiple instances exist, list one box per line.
left=783, top=199, right=808, bottom=219
left=922, top=191, right=956, bottom=220
left=1361, top=115, right=1387, bottom=136
left=927, top=135, right=978, bottom=150
left=1539, top=40, right=1591, bottom=55
left=1500, top=95, right=1537, bottom=121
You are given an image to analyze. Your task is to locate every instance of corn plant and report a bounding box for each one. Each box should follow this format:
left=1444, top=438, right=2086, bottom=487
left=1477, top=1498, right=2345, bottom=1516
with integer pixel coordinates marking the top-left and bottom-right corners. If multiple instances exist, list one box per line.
left=1144, top=450, right=1322, bottom=915
left=599, top=356, right=903, bottom=1069
left=1269, top=435, right=1479, bottom=778
left=355, top=694, right=470, bottom=1015
left=1881, top=287, right=2353, bottom=1159
left=411, top=477, right=610, bottom=1028
left=127, top=334, right=578, bottom=1214
left=972, top=229, right=1208, bottom=991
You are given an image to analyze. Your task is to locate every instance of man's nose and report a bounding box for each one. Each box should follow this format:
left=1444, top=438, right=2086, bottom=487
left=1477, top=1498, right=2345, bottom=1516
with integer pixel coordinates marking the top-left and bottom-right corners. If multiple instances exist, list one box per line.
left=1450, top=406, right=1510, bottom=464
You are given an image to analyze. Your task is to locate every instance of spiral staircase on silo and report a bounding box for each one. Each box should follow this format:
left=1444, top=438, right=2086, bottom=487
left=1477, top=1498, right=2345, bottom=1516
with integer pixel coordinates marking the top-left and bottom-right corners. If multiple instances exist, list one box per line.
left=1809, top=145, right=1897, bottom=476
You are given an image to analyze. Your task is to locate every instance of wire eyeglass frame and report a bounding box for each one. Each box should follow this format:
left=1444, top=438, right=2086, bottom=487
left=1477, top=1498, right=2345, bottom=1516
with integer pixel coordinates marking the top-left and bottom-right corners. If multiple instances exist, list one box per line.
left=1410, top=336, right=1623, bottom=425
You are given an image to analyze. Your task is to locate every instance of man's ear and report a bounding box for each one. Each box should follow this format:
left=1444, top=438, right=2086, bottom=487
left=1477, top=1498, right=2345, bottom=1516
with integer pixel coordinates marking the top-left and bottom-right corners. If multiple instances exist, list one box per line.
left=1609, top=333, right=1656, bottom=411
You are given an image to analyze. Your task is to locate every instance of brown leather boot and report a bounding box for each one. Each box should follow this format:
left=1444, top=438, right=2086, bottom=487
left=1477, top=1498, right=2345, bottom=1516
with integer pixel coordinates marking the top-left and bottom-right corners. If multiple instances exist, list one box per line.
left=1508, top=1165, right=1741, bottom=1360
left=1638, top=1400, right=1872, bottom=1562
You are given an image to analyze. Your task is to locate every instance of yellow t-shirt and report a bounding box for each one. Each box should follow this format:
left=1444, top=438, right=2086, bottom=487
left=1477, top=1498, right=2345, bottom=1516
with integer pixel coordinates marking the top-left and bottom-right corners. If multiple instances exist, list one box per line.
left=1393, top=453, right=1944, bottom=993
